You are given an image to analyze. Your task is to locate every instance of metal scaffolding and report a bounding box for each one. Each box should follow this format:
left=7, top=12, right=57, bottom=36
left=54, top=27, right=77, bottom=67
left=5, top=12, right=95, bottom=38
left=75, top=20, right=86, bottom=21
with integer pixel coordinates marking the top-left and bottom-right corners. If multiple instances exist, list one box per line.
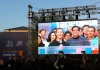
left=27, top=5, right=33, bottom=56
left=34, top=5, right=100, bottom=21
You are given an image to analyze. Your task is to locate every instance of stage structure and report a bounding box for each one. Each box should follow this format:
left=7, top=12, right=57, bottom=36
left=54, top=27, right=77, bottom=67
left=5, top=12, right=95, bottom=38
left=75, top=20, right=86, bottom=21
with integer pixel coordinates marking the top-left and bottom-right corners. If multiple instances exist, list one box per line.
left=27, top=5, right=33, bottom=56
left=28, top=5, right=100, bottom=55
left=34, top=5, right=100, bottom=21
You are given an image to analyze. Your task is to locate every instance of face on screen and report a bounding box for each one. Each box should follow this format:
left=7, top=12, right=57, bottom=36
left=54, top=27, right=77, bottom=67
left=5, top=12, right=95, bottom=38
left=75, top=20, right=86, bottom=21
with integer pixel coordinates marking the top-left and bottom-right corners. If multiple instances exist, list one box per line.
left=51, top=33, right=56, bottom=42
left=56, top=29, right=63, bottom=39
left=88, top=27, right=95, bottom=38
left=83, top=26, right=89, bottom=35
left=38, top=36, right=41, bottom=45
left=65, top=33, right=71, bottom=41
left=72, top=27, right=79, bottom=37
left=79, top=29, right=83, bottom=36
left=40, top=30, right=46, bottom=39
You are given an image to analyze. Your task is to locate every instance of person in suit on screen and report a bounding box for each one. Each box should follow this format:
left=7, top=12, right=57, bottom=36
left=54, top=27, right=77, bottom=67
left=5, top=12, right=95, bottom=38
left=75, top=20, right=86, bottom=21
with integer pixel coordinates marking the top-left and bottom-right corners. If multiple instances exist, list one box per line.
left=39, top=29, right=48, bottom=46
left=38, top=35, right=45, bottom=47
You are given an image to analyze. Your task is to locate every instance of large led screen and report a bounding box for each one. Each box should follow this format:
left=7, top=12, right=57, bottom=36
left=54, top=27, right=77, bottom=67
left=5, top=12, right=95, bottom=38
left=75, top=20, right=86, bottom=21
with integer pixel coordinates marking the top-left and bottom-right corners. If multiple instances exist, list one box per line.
left=38, top=19, right=99, bottom=54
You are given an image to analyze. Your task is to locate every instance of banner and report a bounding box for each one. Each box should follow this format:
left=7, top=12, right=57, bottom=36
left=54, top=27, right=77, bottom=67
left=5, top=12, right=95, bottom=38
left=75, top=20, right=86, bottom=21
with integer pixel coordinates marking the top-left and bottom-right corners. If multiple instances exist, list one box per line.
left=38, top=46, right=99, bottom=54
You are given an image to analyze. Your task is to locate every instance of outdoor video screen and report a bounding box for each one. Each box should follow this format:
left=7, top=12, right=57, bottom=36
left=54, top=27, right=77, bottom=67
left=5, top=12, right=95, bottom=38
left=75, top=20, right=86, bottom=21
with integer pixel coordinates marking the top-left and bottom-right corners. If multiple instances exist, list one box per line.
left=38, top=19, right=99, bottom=54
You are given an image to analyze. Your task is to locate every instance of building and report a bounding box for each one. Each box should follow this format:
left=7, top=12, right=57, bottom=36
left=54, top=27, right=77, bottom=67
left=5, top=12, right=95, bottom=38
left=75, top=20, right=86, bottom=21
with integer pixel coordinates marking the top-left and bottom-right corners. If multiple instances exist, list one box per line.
left=0, top=26, right=31, bottom=58
left=4, top=26, right=28, bottom=32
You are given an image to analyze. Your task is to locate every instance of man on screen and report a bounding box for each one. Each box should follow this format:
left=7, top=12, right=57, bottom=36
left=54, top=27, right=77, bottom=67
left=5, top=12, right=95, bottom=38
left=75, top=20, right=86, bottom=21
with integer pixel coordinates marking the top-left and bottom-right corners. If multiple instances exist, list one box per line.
left=64, top=31, right=72, bottom=42
left=82, top=25, right=89, bottom=37
left=67, top=26, right=90, bottom=46
left=87, top=26, right=98, bottom=46
left=39, top=29, right=48, bottom=45
left=79, top=28, right=83, bottom=36
left=49, top=28, right=69, bottom=46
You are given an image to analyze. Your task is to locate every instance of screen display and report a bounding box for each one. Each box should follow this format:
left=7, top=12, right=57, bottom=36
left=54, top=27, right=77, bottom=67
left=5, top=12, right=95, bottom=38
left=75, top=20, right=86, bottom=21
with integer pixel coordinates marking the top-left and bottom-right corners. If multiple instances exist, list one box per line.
left=38, top=19, right=99, bottom=54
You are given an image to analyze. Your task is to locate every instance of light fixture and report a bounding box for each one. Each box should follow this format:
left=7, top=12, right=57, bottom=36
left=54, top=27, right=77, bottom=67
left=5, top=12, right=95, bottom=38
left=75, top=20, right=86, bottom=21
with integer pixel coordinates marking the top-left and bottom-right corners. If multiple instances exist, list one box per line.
left=62, top=8, right=66, bottom=21
left=86, top=6, right=90, bottom=18
left=75, top=7, right=80, bottom=20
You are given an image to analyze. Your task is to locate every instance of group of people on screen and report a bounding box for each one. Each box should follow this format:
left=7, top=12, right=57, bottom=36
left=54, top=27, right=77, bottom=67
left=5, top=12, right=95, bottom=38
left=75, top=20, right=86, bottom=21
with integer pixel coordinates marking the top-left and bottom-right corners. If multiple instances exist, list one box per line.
left=38, top=25, right=98, bottom=47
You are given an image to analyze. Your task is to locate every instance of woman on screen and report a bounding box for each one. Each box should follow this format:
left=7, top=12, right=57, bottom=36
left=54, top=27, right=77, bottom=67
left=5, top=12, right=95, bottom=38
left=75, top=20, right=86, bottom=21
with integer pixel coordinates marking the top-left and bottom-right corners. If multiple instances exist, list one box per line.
left=47, top=31, right=56, bottom=42
left=38, top=35, right=45, bottom=47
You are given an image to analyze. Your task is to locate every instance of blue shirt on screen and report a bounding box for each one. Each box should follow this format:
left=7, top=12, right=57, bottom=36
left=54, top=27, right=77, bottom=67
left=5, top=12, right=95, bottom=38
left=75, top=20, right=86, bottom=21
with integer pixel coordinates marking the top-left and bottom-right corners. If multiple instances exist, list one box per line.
left=90, top=37, right=98, bottom=46
left=67, top=36, right=90, bottom=46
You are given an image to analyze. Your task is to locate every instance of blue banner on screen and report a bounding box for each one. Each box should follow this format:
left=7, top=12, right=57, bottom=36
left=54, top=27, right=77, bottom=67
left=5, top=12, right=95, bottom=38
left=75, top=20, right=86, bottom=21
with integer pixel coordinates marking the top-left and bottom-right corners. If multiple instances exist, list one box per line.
left=38, top=46, right=98, bottom=54
left=38, top=19, right=99, bottom=54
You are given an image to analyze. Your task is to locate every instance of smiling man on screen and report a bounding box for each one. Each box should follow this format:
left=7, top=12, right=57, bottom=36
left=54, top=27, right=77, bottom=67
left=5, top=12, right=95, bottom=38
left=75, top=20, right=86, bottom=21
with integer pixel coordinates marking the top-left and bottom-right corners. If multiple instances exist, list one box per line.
left=87, top=26, right=98, bottom=46
left=49, top=28, right=69, bottom=46
left=67, top=26, right=90, bottom=46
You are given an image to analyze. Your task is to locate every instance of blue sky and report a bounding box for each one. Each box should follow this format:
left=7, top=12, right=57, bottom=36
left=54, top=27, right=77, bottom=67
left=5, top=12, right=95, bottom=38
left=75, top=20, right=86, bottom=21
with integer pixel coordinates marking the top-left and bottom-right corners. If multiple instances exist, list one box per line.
left=0, top=0, right=100, bottom=31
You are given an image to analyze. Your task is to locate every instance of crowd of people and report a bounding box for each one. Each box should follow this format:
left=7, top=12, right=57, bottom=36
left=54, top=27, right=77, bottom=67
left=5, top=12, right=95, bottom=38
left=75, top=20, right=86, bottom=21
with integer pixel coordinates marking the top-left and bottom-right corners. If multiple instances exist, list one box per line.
left=38, top=25, right=98, bottom=47
left=0, top=53, right=100, bottom=70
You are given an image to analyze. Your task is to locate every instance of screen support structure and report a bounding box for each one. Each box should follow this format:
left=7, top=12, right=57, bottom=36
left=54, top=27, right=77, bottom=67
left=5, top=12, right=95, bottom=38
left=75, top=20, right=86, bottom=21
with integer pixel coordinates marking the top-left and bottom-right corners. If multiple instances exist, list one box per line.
left=27, top=5, right=33, bottom=57
left=29, top=4, right=100, bottom=54
left=34, top=5, right=100, bottom=21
